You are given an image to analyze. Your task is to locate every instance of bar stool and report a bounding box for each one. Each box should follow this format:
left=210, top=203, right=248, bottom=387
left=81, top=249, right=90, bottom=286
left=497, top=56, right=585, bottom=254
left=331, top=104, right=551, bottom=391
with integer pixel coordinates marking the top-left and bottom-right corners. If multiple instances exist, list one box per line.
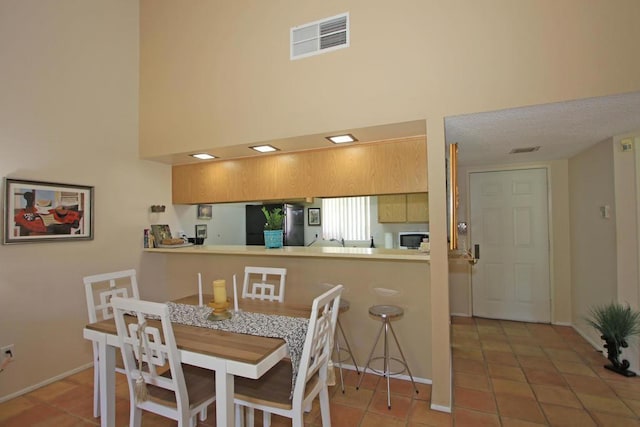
left=356, top=304, right=419, bottom=408
left=334, top=298, right=360, bottom=393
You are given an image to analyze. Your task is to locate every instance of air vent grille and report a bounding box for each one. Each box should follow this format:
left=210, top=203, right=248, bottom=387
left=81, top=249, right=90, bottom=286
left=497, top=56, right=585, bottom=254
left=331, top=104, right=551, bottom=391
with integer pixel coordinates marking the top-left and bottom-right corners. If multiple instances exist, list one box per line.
left=510, top=146, right=540, bottom=154
left=291, top=13, right=349, bottom=60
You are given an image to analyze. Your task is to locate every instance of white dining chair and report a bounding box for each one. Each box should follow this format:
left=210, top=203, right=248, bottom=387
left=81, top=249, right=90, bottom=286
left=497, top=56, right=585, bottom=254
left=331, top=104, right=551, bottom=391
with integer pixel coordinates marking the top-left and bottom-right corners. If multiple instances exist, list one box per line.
left=83, top=268, right=140, bottom=418
left=242, top=266, right=287, bottom=302
left=234, top=284, right=343, bottom=427
left=111, top=296, right=216, bottom=427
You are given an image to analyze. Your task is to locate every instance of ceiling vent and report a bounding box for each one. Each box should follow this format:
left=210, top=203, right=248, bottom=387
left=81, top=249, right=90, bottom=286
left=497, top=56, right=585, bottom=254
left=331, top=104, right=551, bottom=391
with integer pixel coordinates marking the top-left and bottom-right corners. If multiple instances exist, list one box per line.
left=510, top=146, right=540, bottom=154
left=291, top=13, right=349, bottom=60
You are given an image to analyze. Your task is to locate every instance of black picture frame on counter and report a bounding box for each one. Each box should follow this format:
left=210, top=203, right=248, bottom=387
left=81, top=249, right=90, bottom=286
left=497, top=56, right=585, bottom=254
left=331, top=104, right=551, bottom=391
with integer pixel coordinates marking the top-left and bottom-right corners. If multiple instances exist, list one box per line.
left=195, top=224, right=207, bottom=239
left=308, top=207, right=321, bottom=226
left=3, top=178, right=94, bottom=244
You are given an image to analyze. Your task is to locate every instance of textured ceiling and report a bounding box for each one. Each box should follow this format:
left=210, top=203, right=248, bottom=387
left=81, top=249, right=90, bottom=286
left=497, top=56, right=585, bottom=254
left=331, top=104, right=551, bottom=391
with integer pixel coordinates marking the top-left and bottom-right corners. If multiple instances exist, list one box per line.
left=445, top=91, right=640, bottom=167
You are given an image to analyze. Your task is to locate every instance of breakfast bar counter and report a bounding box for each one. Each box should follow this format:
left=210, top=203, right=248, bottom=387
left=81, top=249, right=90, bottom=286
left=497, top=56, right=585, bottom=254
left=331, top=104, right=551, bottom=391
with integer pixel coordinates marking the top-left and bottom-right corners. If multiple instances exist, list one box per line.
left=142, top=244, right=432, bottom=384
left=144, top=244, right=431, bottom=261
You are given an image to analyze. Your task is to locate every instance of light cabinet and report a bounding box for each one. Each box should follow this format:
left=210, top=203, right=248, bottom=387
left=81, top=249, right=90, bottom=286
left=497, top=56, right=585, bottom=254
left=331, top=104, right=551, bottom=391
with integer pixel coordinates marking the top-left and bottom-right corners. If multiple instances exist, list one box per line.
left=378, top=193, right=429, bottom=223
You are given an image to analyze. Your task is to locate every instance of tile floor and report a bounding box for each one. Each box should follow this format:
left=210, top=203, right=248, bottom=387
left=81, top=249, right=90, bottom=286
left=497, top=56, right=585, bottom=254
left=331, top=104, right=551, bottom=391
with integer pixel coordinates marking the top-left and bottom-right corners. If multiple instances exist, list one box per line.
left=1, top=316, right=640, bottom=426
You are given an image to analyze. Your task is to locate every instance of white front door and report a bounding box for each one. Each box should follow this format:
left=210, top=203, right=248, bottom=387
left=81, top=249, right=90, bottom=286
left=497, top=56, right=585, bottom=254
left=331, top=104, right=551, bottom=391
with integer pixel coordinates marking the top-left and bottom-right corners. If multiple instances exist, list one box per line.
left=470, top=168, right=551, bottom=322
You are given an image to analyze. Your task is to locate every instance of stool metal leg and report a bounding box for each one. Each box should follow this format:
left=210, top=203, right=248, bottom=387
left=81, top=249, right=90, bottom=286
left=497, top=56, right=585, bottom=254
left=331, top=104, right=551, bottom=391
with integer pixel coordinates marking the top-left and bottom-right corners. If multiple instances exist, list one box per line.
left=356, top=319, right=385, bottom=390
left=387, top=320, right=419, bottom=396
left=384, top=319, right=391, bottom=408
left=335, top=318, right=360, bottom=393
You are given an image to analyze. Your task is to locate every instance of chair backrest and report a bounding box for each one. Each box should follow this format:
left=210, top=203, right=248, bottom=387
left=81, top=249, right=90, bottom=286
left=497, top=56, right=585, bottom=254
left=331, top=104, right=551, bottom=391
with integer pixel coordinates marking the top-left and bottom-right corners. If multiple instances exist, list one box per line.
left=84, top=269, right=140, bottom=323
left=110, top=297, right=190, bottom=416
left=292, top=284, right=343, bottom=403
left=242, top=266, right=287, bottom=302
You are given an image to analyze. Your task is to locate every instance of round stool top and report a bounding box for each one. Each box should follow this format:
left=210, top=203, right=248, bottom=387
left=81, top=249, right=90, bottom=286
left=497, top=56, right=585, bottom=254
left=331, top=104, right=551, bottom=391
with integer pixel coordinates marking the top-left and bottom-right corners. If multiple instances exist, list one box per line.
left=369, top=304, right=404, bottom=319
left=339, top=298, right=350, bottom=313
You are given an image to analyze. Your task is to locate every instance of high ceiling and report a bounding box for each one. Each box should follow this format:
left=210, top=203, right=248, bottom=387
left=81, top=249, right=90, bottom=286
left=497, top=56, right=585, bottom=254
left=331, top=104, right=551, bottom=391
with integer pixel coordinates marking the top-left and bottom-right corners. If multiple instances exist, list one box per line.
left=163, top=91, right=640, bottom=167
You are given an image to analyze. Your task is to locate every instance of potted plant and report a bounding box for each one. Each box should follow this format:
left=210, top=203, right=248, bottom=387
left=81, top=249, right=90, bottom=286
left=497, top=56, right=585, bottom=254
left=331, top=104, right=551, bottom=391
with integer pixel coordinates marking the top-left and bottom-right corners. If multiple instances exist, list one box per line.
left=586, top=302, right=640, bottom=377
left=261, top=206, right=284, bottom=248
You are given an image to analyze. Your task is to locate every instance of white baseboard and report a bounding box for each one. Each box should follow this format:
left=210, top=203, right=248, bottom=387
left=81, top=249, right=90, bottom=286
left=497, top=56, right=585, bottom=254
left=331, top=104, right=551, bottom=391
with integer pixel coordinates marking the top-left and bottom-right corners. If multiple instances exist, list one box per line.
left=431, top=403, right=452, bottom=413
left=0, top=362, right=93, bottom=404
left=450, top=312, right=472, bottom=317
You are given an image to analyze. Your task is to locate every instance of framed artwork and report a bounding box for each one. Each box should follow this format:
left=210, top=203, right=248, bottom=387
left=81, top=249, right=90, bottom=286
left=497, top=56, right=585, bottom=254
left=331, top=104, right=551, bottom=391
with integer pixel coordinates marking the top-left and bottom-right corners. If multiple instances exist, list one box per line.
left=308, top=207, right=321, bottom=226
left=195, top=224, right=207, bottom=239
left=150, top=224, right=172, bottom=244
left=197, top=204, right=212, bottom=220
left=3, top=178, right=94, bottom=244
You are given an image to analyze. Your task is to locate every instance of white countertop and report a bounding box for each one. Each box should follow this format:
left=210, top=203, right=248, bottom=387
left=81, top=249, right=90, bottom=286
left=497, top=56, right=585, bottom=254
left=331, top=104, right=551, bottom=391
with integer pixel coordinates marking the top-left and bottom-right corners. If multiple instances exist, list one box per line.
left=144, top=244, right=431, bottom=261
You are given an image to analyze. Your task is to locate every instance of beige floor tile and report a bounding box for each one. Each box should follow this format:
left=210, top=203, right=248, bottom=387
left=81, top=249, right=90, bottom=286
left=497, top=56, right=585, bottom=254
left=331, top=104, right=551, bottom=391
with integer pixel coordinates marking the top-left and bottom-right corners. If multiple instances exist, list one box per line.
left=531, top=384, right=582, bottom=408
left=491, top=378, right=534, bottom=398
left=495, top=394, right=546, bottom=424
left=590, top=411, right=640, bottom=427
left=540, top=403, right=597, bottom=427
left=454, top=372, right=491, bottom=392
left=452, top=357, right=486, bottom=375
left=487, top=364, right=526, bottom=382
left=553, top=360, right=598, bottom=376
left=453, top=386, right=497, bottom=413
left=522, top=367, right=567, bottom=387
left=453, top=407, right=501, bottom=427
left=576, top=392, right=636, bottom=417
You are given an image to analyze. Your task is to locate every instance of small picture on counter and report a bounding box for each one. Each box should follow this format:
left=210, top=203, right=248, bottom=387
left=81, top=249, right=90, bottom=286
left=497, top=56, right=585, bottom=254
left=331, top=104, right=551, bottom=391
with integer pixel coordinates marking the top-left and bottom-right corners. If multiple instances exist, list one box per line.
left=308, top=207, right=321, bottom=226
left=197, top=204, right=212, bottom=220
left=195, top=224, right=207, bottom=239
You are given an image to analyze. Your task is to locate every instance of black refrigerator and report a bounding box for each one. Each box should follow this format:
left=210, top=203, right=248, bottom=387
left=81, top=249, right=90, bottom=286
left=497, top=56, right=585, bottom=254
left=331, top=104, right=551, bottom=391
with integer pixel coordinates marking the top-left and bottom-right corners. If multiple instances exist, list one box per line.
left=245, top=203, right=305, bottom=246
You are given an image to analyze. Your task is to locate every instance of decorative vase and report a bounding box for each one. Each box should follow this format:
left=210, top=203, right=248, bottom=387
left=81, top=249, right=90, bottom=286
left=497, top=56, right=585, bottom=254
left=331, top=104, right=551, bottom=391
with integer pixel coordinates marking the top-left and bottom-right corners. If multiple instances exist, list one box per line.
left=602, top=335, right=636, bottom=377
left=264, top=230, right=283, bottom=248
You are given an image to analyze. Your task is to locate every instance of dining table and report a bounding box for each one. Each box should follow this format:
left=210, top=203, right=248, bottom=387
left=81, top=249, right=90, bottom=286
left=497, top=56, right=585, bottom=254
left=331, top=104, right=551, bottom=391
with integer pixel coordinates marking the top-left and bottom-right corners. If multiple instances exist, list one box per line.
left=83, top=294, right=311, bottom=427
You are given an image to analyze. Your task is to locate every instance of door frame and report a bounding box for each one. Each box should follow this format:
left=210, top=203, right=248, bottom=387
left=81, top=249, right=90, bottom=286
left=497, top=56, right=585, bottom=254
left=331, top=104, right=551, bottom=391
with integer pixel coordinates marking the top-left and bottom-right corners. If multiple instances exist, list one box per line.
left=465, top=163, right=556, bottom=323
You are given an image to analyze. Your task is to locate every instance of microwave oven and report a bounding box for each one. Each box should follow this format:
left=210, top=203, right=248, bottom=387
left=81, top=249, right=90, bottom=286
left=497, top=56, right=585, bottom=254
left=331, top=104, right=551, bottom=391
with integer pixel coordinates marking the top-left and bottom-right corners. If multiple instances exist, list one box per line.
left=398, top=232, right=429, bottom=249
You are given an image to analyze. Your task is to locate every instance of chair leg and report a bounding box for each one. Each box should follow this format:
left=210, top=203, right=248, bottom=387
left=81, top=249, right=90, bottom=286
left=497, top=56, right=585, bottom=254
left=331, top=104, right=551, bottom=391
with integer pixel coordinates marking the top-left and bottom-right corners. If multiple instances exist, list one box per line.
left=130, top=404, right=142, bottom=427
left=319, top=385, right=331, bottom=426
left=356, top=319, right=385, bottom=390
left=263, top=410, right=271, bottom=427
left=93, top=363, right=100, bottom=418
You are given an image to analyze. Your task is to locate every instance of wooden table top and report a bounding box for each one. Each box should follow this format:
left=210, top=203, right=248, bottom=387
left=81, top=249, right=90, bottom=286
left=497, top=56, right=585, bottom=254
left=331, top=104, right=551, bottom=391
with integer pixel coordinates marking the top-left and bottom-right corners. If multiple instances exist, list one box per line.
left=85, top=295, right=311, bottom=365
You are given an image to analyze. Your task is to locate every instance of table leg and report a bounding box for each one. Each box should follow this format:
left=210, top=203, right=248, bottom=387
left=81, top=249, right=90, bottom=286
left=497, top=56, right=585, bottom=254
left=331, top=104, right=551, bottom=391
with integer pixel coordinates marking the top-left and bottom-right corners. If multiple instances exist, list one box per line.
left=215, top=369, right=235, bottom=427
left=98, top=334, right=116, bottom=427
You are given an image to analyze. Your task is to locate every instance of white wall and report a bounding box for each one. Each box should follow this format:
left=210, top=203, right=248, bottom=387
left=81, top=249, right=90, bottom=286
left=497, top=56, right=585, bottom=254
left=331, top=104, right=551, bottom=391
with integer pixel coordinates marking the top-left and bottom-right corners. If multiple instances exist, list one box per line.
left=0, top=0, right=173, bottom=400
left=569, top=140, right=618, bottom=351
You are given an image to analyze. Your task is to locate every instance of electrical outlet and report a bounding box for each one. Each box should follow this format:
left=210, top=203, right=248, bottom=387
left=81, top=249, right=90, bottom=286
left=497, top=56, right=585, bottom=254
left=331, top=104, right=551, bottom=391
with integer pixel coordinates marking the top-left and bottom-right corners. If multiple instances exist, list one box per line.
left=1, top=344, right=15, bottom=361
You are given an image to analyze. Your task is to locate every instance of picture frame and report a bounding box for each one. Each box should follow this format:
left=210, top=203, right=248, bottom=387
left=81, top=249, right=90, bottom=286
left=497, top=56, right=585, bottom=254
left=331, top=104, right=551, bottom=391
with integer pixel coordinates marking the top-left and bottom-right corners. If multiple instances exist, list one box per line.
left=197, top=204, right=212, bottom=220
left=308, top=207, right=321, bottom=226
left=195, top=224, right=207, bottom=239
left=3, top=178, right=94, bottom=244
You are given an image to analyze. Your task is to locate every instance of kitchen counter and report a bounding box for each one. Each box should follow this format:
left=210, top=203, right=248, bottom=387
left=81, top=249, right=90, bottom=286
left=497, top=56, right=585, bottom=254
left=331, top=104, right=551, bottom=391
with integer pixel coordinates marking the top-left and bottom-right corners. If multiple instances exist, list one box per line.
left=144, top=244, right=431, bottom=261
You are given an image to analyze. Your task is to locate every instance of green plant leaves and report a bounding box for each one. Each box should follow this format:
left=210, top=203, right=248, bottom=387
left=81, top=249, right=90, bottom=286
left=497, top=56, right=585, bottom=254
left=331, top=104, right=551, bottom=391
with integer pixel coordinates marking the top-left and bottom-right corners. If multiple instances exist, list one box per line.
left=585, top=302, right=640, bottom=349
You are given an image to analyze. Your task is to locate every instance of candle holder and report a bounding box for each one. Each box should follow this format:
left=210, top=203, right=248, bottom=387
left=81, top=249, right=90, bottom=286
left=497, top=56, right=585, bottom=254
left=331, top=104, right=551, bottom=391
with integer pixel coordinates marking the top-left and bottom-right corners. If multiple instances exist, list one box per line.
left=207, top=299, right=232, bottom=321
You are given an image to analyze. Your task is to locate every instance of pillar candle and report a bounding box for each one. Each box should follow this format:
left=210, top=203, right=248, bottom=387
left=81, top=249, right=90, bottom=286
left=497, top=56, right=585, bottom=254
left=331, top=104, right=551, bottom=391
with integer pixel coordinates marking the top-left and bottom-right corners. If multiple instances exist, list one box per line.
left=213, top=279, right=226, bottom=304
left=233, top=274, right=239, bottom=312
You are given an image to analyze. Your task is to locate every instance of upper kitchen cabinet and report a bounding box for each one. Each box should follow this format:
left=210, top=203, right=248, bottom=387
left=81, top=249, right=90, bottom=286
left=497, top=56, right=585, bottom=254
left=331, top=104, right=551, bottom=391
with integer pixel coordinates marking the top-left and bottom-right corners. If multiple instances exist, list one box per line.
left=172, top=137, right=428, bottom=204
left=378, top=192, right=429, bottom=223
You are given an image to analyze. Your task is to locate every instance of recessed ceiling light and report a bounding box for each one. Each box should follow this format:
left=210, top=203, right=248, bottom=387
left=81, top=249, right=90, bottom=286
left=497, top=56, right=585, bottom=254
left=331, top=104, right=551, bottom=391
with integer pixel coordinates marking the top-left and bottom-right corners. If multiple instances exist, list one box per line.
left=326, top=134, right=358, bottom=144
left=190, top=153, right=216, bottom=160
left=250, top=145, right=279, bottom=153
left=509, top=146, right=540, bottom=154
